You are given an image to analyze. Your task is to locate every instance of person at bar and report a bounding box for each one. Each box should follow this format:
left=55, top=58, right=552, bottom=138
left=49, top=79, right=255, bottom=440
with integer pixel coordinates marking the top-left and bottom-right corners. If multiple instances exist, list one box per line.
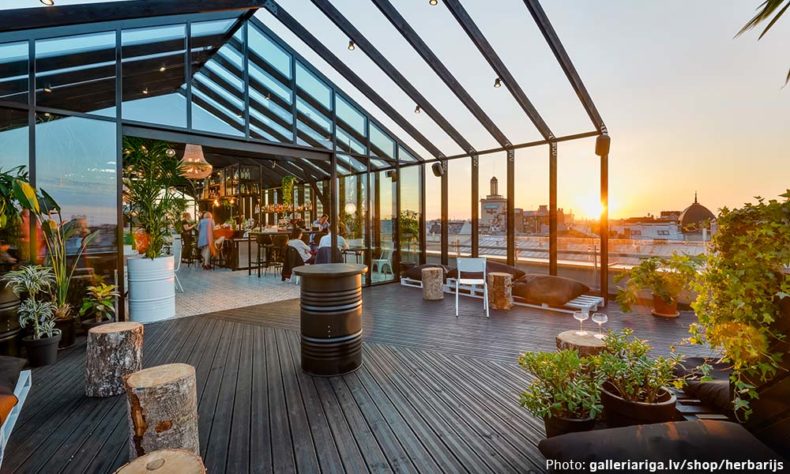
left=309, top=214, right=330, bottom=245
left=197, top=211, right=216, bottom=270
left=287, top=229, right=314, bottom=264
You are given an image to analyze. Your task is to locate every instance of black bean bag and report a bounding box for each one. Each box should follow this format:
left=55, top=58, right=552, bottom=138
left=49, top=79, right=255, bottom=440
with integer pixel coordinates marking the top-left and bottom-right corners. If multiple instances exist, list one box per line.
left=512, top=274, right=590, bottom=306
left=675, top=357, right=733, bottom=416
left=401, top=264, right=448, bottom=281
left=446, top=261, right=525, bottom=281
left=538, top=420, right=780, bottom=468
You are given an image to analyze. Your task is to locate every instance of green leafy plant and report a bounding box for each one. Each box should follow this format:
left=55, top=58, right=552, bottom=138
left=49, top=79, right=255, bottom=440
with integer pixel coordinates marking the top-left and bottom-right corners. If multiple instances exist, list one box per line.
left=736, top=0, right=789, bottom=86
left=615, top=254, right=701, bottom=312
left=689, top=192, right=790, bottom=419
left=593, top=329, right=684, bottom=403
left=13, top=180, right=97, bottom=320
left=123, top=137, right=187, bottom=259
left=0, top=165, right=29, bottom=235
left=3, top=265, right=58, bottom=339
left=518, top=350, right=602, bottom=420
left=79, top=282, right=119, bottom=323
left=399, top=210, right=420, bottom=242
left=281, top=175, right=296, bottom=209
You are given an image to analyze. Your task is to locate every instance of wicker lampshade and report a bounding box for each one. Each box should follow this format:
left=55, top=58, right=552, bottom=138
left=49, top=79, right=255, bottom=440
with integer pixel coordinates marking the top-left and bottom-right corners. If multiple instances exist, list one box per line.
left=180, top=144, right=212, bottom=180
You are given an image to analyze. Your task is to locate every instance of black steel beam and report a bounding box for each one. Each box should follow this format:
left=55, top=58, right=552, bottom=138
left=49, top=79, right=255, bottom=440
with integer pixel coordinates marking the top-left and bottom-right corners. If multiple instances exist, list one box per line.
left=266, top=2, right=443, bottom=159
left=0, top=0, right=263, bottom=33
left=522, top=0, right=607, bottom=133
left=443, top=0, right=554, bottom=141
left=306, top=0, right=475, bottom=154
left=600, top=149, right=609, bottom=303
left=371, top=0, right=510, bottom=147
left=440, top=161, right=449, bottom=265
left=549, top=142, right=558, bottom=275
left=506, top=149, right=515, bottom=265
left=471, top=156, right=479, bottom=257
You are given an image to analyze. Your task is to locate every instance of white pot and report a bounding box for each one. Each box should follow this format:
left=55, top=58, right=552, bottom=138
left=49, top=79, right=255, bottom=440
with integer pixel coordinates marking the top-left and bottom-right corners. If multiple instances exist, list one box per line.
left=123, top=244, right=136, bottom=256
left=127, top=255, right=176, bottom=323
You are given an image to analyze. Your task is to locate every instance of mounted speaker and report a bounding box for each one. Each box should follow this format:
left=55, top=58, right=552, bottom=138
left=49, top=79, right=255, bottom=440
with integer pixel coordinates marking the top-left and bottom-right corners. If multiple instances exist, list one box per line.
left=385, top=170, right=398, bottom=181
left=595, top=134, right=610, bottom=157
left=431, top=162, right=444, bottom=177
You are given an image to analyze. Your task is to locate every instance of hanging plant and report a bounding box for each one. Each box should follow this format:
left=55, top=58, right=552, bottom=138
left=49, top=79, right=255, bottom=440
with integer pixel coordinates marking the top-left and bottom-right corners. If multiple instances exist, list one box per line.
left=281, top=176, right=296, bottom=209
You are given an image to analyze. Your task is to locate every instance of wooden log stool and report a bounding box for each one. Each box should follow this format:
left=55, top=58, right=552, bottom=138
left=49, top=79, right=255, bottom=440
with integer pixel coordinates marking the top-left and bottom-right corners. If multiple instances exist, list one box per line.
left=124, top=363, right=199, bottom=459
left=85, top=322, right=144, bottom=397
left=422, top=267, right=445, bottom=300
left=556, top=330, right=605, bottom=357
left=114, top=449, right=206, bottom=474
left=487, top=272, right=513, bottom=310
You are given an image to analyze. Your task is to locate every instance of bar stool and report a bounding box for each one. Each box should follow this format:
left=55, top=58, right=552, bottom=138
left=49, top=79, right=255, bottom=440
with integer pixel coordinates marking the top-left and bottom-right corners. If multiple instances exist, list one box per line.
left=254, top=234, right=273, bottom=278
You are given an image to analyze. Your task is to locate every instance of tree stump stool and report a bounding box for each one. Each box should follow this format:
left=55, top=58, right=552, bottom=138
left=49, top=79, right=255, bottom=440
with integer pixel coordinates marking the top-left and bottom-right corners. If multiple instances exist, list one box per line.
left=422, top=267, right=445, bottom=300
left=487, top=272, right=513, bottom=310
left=114, top=449, right=206, bottom=474
left=85, top=322, right=144, bottom=397
left=556, top=330, right=605, bottom=356
left=124, top=363, right=199, bottom=459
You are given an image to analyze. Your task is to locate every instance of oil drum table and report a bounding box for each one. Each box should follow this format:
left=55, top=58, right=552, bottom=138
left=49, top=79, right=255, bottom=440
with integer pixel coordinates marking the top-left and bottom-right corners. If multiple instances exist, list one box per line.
left=293, top=263, right=368, bottom=376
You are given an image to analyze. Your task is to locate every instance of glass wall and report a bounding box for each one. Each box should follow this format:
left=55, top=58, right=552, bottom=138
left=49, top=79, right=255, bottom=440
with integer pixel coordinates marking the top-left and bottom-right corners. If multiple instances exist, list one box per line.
left=0, top=108, right=29, bottom=264
left=424, top=162, right=442, bottom=264
left=370, top=170, right=396, bottom=283
left=35, top=113, right=118, bottom=306
left=399, top=164, right=421, bottom=266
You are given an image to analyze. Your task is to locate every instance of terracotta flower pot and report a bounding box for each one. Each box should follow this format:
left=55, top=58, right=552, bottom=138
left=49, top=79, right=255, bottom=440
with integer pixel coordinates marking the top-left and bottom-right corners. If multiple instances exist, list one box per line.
left=544, top=414, right=596, bottom=438
left=651, top=294, right=679, bottom=318
left=601, top=380, right=677, bottom=427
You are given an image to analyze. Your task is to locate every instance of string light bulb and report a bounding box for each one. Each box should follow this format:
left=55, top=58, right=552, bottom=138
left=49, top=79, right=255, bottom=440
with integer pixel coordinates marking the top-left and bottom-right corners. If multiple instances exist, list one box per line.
left=429, top=0, right=438, bottom=5
left=40, top=0, right=55, bottom=5
left=414, top=105, right=421, bottom=114
left=347, top=40, right=356, bottom=51
left=494, top=77, right=502, bottom=88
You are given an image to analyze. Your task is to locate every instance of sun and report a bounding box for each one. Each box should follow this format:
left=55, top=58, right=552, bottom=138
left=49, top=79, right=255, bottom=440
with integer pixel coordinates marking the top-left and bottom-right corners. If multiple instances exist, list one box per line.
left=579, top=199, right=605, bottom=220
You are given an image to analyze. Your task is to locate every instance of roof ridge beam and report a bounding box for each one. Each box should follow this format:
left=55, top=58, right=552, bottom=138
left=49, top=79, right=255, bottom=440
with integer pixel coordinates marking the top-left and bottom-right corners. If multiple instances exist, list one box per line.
left=308, top=0, right=476, bottom=154
left=370, top=0, right=511, bottom=147
left=265, top=2, right=444, bottom=160
left=522, top=0, right=606, bottom=133
left=443, top=0, right=554, bottom=141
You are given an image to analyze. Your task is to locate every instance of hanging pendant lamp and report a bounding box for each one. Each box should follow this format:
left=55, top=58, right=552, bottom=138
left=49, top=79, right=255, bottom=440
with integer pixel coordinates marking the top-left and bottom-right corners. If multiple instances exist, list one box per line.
left=180, top=144, right=213, bottom=180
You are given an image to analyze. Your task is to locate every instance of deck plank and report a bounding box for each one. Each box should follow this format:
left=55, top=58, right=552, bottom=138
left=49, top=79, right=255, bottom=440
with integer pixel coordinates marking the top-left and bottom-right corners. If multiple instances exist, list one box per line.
left=4, top=284, right=716, bottom=473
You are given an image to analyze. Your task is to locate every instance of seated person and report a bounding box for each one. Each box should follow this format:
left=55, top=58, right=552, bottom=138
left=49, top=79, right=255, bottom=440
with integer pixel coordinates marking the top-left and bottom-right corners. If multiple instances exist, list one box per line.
left=287, top=229, right=314, bottom=264
left=318, top=228, right=348, bottom=250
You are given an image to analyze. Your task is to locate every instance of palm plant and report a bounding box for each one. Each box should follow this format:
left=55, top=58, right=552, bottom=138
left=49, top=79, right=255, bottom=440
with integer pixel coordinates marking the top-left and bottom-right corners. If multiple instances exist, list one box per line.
left=3, top=265, right=58, bottom=339
left=123, top=137, right=187, bottom=259
left=737, top=0, right=790, bottom=85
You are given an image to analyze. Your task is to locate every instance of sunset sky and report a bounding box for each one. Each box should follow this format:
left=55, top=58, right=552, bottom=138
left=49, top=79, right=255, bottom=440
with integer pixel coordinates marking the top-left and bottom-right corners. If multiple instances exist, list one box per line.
left=6, top=0, right=789, bottom=219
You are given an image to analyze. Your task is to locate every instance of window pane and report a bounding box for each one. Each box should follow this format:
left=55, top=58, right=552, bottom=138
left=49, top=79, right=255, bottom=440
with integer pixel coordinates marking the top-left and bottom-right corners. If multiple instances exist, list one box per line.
left=338, top=173, right=367, bottom=282
left=0, top=42, right=28, bottom=105
left=122, top=24, right=186, bottom=127
left=248, top=25, right=292, bottom=80
left=478, top=153, right=507, bottom=263
left=295, top=62, right=330, bottom=110
left=369, top=124, right=394, bottom=159
left=425, top=162, right=442, bottom=264
left=448, top=158, right=471, bottom=265
left=248, top=26, right=293, bottom=143
left=36, top=31, right=116, bottom=117
left=399, top=164, right=421, bottom=266
left=335, top=95, right=365, bottom=136
left=35, top=113, right=118, bottom=291
left=515, top=147, right=549, bottom=275
left=191, top=19, right=244, bottom=137
left=371, top=170, right=395, bottom=283
left=0, top=107, right=29, bottom=265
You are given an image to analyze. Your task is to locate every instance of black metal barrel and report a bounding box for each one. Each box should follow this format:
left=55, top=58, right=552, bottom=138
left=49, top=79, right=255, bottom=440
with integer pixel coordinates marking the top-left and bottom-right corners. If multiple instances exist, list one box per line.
left=293, top=263, right=368, bottom=376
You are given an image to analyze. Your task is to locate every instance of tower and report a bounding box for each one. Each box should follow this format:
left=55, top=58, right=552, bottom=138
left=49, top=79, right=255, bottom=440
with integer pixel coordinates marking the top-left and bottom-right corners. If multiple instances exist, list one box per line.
left=490, top=176, right=498, bottom=196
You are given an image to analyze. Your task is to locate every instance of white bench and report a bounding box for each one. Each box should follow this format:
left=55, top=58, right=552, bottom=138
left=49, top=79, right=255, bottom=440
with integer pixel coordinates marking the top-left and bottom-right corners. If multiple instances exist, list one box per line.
left=0, top=369, right=31, bottom=466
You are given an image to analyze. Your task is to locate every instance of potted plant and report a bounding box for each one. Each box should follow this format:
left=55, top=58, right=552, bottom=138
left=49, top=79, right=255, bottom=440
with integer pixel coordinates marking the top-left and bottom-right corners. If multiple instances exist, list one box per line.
left=615, top=254, right=701, bottom=317
left=79, top=282, right=119, bottom=332
left=593, top=329, right=684, bottom=427
left=0, top=166, right=29, bottom=346
left=13, top=180, right=97, bottom=348
left=518, top=350, right=602, bottom=437
left=689, top=192, right=790, bottom=422
left=123, top=137, right=186, bottom=323
left=3, top=265, right=59, bottom=366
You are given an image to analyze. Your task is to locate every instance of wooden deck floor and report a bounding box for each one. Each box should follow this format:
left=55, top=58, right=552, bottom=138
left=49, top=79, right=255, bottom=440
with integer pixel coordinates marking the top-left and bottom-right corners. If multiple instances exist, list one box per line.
left=4, top=284, right=711, bottom=473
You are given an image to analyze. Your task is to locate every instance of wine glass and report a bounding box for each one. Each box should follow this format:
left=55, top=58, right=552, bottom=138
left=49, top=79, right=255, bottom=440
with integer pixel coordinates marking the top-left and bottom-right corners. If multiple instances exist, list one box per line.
left=592, top=312, right=608, bottom=339
left=573, top=311, right=589, bottom=336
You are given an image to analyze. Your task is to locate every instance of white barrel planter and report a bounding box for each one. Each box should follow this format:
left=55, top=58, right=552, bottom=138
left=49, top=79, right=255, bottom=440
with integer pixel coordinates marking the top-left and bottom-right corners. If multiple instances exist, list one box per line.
left=127, top=255, right=176, bottom=323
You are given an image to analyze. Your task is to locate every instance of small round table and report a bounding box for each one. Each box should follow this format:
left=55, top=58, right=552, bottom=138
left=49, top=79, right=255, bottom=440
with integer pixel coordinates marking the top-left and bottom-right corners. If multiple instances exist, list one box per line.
left=293, top=263, right=368, bottom=376
left=421, top=267, right=444, bottom=300
left=555, top=330, right=605, bottom=356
